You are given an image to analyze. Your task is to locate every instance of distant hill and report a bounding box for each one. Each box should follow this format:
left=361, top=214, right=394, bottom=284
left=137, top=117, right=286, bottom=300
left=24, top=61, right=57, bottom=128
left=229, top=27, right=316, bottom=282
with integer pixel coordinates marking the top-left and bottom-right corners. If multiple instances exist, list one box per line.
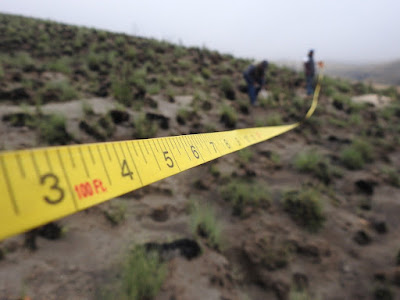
left=276, top=59, right=400, bottom=86
left=325, top=60, right=400, bottom=86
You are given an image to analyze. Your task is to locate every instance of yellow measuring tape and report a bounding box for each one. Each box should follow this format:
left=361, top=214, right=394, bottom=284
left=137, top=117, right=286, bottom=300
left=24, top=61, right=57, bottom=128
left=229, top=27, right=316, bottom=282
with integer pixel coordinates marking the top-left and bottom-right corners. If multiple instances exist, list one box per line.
left=0, top=70, right=323, bottom=241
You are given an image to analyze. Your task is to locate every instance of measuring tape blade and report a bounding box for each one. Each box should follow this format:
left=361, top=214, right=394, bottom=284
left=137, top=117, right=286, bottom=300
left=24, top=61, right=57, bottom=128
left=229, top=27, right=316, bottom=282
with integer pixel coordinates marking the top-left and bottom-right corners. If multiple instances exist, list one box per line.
left=0, top=71, right=323, bottom=241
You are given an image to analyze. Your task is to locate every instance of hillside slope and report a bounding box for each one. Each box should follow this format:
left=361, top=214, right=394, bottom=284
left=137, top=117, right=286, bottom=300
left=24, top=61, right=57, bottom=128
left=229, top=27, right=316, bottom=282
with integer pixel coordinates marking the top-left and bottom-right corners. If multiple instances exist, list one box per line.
left=1, top=13, right=400, bottom=300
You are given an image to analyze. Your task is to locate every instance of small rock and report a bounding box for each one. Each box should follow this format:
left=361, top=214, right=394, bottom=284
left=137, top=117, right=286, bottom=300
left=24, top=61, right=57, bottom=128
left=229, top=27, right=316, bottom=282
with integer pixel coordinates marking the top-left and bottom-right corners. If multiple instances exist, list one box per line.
left=150, top=206, right=169, bottom=222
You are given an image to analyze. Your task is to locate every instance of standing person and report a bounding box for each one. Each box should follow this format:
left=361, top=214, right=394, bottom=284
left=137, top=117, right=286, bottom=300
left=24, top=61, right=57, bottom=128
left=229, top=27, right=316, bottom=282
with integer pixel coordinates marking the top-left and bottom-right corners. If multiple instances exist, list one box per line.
left=304, top=50, right=315, bottom=96
left=243, top=60, right=268, bottom=106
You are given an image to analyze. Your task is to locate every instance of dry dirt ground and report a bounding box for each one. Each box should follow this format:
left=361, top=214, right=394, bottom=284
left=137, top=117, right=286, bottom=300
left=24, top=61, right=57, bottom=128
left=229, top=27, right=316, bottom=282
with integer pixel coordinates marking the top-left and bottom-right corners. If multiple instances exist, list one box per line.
left=1, top=93, right=400, bottom=300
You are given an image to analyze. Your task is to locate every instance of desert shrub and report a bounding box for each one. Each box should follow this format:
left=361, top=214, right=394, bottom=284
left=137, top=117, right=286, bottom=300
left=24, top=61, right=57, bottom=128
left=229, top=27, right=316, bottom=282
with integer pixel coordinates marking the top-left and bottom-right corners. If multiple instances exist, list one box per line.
left=131, top=68, right=147, bottom=91
left=81, top=100, right=95, bottom=116
left=104, top=201, right=127, bottom=226
left=176, top=108, right=191, bottom=125
left=289, top=289, right=318, bottom=300
left=126, top=47, right=137, bottom=60
left=261, top=243, right=293, bottom=271
left=189, top=200, right=222, bottom=250
left=177, top=59, right=191, bottom=70
left=294, top=150, right=333, bottom=184
left=47, top=56, right=72, bottom=74
left=382, top=167, right=400, bottom=187
left=201, top=68, right=212, bottom=79
left=173, top=46, right=186, bottom=58
left=119, top=246, right=167, bottom=300
left=220, top=104, right=237, bottom=128
left=209, top=164, right=220, bottom=177
left=335, top=79, right=352, bottom=93
left=373, top=285, right=393, bottom=300
left=147, top=83, right=161, bottom=95
left=220, top=76, right=235, bottom=100
left=111, top=65, right=138, bottom=106
left=169, top=76, right=186, bottom=87
left=220, top=179, right=271, bottom=217
left=332, top=93, right=351, bottom=110
left=115, top=36, right=126, bottom=47
left=238, top=148, right=253, bottom=163
left=191, top=74, right=205, bottom=85
left=38, top=114, right=73, bottom=145
left=283, top=188, right=325, bottom=232
left=0, top=64, right=4, bottom=79
left=41, top=80, right=78, bottom=101
left=265, top=113, right=283, bottom=126
left=133, top=113, right=158, bottom=139
left=270, top=151, right=281, bottom=164
left=11, top=51, right=35, bottom=70
left=340, top=139, right=373, bottom=170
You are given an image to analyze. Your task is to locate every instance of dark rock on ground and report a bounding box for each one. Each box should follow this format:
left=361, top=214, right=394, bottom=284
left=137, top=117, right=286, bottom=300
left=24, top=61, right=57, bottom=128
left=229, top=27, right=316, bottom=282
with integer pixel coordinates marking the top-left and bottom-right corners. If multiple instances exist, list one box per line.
left=353, top=230, right=372, bottom=246
left=2, top=112, right=34, bottom=127
left=150, top=206, right=169, bottom=222
left=109, top=109, right=129, bottom=124
left=355, top=179, right=377, bottom=195
left=144, top=238, right=201, bottom=261
left=146, top=112, right=169, bottom=129
left=38, top=222, right=63, bottom=240
left=372, top=220, right=388, bottom=234
left=79, top=120, right=106, bottom=141
left=0, top=87, right=31, bottom=101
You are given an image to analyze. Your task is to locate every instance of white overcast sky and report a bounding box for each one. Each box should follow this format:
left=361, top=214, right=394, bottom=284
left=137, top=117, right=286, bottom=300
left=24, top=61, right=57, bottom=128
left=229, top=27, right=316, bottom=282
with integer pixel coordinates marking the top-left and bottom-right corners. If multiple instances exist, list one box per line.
left=1, top=0, right=399, bottom=63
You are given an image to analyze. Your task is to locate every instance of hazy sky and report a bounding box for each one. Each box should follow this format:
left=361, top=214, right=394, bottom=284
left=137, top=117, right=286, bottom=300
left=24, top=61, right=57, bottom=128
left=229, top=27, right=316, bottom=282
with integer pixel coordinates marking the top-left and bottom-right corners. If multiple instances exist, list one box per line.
left=1, top=0, right=399, bottom=63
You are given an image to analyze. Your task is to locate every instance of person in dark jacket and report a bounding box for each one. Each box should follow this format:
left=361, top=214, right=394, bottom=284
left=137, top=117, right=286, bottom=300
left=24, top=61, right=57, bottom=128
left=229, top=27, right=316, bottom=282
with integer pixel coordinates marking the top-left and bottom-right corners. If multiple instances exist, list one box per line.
left=243, top=60, right=268, bottom=106
left=304, top=50, right=315, bottom=95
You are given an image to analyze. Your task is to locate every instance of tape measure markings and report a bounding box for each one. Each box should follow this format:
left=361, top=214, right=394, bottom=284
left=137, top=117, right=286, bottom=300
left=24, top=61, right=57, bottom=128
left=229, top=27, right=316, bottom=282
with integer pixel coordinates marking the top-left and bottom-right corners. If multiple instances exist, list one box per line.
left=56, top=149, right=78, bottom=209
left=0, top=71, right=323, bottom=240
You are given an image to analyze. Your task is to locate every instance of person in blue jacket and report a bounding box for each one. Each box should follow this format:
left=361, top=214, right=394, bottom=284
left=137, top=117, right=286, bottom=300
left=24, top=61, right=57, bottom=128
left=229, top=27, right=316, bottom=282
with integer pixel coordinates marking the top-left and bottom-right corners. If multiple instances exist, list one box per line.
left=243, top=60, right=268, bottom=106
left=304, top=50, right=315, bottom=95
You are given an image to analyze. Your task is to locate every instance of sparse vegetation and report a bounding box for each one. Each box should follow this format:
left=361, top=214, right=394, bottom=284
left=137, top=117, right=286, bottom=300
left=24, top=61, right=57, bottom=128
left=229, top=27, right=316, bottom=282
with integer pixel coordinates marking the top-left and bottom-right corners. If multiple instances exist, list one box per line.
left=294, top=150, right=334, bottom=184
left=289, top=289, right=318, bottom=300
left=237, top=148, right=253, bottom=163
left=340, top=138, right=374, bottom=170
left=220, top=179, right=271, bottom=217
left=38, top=114, right=73, bottom=145
left=1, top=13, right=400, bottom=300
left=41, top=80, right=78, bottom=102
left=133, top=113, right=158, bottom=139
left=118, top=246, right=167, bottom=300
left=283, top=188, right=325, bottom=232
left=382, top=167, right=400, bottom=188
left=82, top=100, right=95, bottom=116
left=220, top=104, right=237, bottom=128
left=189, top=200, right=222, bottom=250
left=220, top=76, right=235, bottom=100
left=104, top=201, right=127, bottom=226
left=265, top=113, right=283, bottom=126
